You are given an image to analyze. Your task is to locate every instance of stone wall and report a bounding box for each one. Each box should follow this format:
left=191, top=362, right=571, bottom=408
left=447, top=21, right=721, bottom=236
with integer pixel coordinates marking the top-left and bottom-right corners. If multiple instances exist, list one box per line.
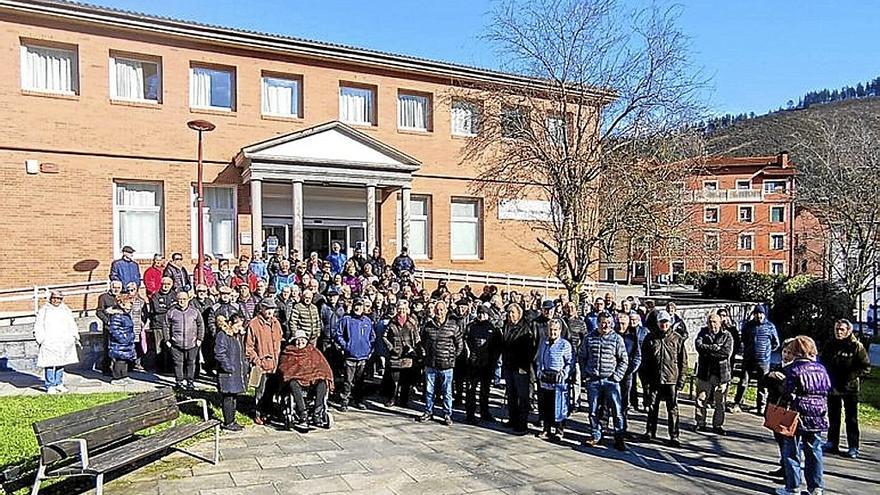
left=0, top=316, right=104, bottom=372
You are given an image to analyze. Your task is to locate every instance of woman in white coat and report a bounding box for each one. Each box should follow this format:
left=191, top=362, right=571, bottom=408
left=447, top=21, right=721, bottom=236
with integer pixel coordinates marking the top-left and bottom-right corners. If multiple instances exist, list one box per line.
left=34, top=290, right=80, bottom=393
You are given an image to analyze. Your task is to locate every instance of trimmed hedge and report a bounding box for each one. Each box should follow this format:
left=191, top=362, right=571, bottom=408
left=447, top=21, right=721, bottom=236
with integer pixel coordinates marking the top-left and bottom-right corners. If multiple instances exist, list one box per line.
left=688, top=271, right=787, bottom=305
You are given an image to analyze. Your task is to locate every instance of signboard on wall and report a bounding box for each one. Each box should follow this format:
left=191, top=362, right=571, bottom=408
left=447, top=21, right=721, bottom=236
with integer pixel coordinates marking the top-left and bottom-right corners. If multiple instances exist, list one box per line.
left=497, top=199, right=553, bottom=221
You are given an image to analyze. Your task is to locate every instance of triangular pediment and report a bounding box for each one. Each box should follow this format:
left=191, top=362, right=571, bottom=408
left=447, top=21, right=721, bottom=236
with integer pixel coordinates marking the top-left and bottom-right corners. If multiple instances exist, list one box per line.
left=239, top=121, right=421, bottom=171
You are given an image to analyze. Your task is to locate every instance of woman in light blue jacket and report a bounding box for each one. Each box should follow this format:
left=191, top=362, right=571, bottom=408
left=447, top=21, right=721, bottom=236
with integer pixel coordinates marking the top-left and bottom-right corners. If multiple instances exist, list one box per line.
left=535, top=319, right=573, bottom=441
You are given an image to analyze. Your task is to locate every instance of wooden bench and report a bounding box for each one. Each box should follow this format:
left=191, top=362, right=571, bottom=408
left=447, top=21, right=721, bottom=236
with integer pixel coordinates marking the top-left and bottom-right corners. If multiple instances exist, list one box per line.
left=30, top=388, right=221, bottom=495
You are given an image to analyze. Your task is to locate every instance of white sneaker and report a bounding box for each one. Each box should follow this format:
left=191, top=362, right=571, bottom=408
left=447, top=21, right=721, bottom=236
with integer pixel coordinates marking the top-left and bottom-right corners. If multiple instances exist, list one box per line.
left=810, top=489, right=824, bottom=495
left=47, top=387, right=60, bottom=395
left=775, top=487, right=799, bottom=495
left=56, top=384, right=69, bottom=393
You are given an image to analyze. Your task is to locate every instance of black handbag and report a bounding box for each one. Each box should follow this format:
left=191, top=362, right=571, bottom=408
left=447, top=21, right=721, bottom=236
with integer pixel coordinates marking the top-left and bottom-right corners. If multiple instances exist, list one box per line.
left=540, top=369, right=560, bottom=385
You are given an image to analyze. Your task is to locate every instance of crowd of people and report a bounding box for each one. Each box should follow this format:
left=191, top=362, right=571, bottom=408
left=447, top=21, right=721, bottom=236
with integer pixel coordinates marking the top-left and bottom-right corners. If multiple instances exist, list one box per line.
left=32, top=242, right=873, bottom=495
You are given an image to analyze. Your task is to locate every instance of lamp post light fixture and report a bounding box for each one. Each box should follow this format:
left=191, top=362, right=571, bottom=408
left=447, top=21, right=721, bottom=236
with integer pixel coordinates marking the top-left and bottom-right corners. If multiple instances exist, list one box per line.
left=187, top=119, right=216, bottom=285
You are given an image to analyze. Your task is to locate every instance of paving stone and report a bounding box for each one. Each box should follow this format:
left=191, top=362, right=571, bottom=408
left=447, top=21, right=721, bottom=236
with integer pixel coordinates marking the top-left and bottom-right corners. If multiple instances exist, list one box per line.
left=221, top=443, right=285, bottom=460
left=276, top=438, right=342, bottom=454
left=297, top=460, right=368, bottom=479
left=200, top=482, right=279, bottom=495
left=257, top=452, right=326, bottom=469
left=500, top=481, right=576, bottom=495
left=230, top=466, right=304, bottom=486
left=191, top=457, right=262, bottom=476
left=274, top=474, right=351, bottom=494
left=341, top=469, right=416, bottom=492
left=157, top=473, right=234, bottom=495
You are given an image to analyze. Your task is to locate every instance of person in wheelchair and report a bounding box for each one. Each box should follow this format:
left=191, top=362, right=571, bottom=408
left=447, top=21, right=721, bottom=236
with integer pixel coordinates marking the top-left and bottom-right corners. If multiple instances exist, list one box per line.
left=277, top=330, right=335, bottom=430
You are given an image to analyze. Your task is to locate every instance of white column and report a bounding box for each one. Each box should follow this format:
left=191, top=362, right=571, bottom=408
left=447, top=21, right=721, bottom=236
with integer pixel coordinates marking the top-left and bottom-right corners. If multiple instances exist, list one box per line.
left=292, top=180, right=304, bottom=257
left=250, top=179, right=263, bottom=256
left=366, top=185, right=377, bottom=253
left=401, top=186, right=412, bottom=251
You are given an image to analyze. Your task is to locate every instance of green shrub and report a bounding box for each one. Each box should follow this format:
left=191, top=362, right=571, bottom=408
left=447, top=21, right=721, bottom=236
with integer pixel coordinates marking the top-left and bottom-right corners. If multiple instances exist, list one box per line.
left=693, top=271, right=787, bottom=304
left=771, top=277, right=852, bottom=344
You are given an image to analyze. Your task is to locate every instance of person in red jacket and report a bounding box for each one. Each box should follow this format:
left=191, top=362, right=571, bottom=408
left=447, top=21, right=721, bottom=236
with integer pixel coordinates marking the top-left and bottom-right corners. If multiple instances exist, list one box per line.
left=143, top=254, right=165, bottom=298
left=231, top=256, right=259, bottom=293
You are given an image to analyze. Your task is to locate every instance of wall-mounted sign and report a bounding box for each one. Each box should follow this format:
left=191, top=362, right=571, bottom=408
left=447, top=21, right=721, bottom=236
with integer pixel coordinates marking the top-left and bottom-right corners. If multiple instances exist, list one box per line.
left=240, top=232, right=252, bottom=245
left=497, top=199, right=552, bottom=221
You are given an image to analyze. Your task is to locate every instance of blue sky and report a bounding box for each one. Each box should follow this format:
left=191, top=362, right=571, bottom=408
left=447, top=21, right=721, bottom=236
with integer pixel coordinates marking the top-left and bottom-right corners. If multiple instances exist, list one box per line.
left=96, top=0, right=880, bottom=116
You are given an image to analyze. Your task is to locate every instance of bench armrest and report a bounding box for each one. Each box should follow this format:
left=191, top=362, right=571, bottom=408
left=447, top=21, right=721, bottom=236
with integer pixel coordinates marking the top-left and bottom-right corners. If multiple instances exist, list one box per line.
left=41, top=438, right=89, bottom=470
left=176, top=398, right=210, bottom=422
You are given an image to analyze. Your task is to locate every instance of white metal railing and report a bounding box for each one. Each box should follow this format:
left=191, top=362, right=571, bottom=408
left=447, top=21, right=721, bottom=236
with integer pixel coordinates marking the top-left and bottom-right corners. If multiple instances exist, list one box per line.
left=689, top=189, right=764, bottom=203
left=414, top=267, right=623, bottom=299
left=0, top=280, right=108, bottom=319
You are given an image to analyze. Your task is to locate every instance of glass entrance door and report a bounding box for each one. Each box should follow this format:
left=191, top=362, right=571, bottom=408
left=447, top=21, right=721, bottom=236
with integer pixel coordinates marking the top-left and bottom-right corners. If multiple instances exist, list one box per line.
left=347, top=225, right=365, bottom=257
left=262, top=225, right=289, bottom=255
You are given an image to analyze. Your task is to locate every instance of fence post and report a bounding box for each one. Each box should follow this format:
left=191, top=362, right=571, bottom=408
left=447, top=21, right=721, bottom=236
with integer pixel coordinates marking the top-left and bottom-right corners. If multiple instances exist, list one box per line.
left=506, top=274, right=511, bottom=293
left=33, top=285, right=39, bottom=314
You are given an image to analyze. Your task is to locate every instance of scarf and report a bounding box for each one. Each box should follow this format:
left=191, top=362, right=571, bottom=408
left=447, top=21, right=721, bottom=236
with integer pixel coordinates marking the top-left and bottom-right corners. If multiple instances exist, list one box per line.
left=277, top=343, right=335, bottom=391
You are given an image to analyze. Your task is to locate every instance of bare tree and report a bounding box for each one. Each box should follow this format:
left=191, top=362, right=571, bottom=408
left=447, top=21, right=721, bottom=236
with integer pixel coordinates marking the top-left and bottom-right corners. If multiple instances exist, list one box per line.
left=794, top=112, right=880, bottom=308
left=453, top=0, right=706, bottom=297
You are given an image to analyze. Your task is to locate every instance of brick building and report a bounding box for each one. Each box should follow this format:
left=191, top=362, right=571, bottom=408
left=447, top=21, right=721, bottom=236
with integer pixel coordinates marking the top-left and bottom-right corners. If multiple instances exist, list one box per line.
left=0, top=0, right=607, bottom=291
left=600, top=153, right=824, bottom=283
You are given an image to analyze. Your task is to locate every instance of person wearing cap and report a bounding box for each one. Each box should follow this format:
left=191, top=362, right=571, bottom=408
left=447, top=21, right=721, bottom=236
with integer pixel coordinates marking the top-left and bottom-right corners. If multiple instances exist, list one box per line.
left=278, top=329, right=335, bottom=430
left=163, top=291, right=205, bottom=390
left=110, top=245, right=142, bottom=290
left=334, top=299, right=376, bottom=412
left=143, top=254, right=165, bottom=298
left=640, top=309, right=687, bottom=446
left=430, top=279, right=450, bottom=300
left=213, top=313, right=247, bottom=431
left=464, top=305, right=502, bottom=424
left=731, top=304, right=780, bottom=415
left=581, top=312, right=628, bottom=450
left=391, top=246, right=416, bottom=278
left=245, top=298, right=284, bottom=424
left=693, top=313, right=734, bottom=435
left=34, top=290, right=80, bottom=394
left=450, top=298, right=473, bottom=408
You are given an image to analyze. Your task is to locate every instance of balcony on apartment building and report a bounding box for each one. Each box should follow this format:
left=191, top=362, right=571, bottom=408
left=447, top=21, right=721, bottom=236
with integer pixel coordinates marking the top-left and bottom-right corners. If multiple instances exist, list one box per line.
left=688, top=182, right=790, bottom=203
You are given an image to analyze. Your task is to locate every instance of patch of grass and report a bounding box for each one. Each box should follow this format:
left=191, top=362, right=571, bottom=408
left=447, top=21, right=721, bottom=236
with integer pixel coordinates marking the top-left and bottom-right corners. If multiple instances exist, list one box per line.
left=858, top=367, right=880, bottom=428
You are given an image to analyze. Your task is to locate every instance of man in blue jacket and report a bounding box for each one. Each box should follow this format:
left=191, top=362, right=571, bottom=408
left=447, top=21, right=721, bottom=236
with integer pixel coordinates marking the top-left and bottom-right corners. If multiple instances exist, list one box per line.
left=335, top=298, right=375, bottom=412
left=581, top=312, right=629, bottom=451
left=731, top=304, right=779, bottom=415
left=326, top=242, right=348, bottom=276
left=110, top=245, right=141, bottom=288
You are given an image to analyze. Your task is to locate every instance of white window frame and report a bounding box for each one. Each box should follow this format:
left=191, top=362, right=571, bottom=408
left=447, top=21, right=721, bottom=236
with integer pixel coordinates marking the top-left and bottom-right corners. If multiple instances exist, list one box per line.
left=770, top=261, right=786, bottom=275
left=704, top=206, right=719, bottom=223
left=738, top=261, right=754, bottom=272
left=339, top=84, right=376, bottom=126
left=702, top=180, right=719, bottom=191
left=261, top=74, right=302, bottom=118
left=450, top=198, right=482, bottom=260
left=20, top=42, right=79, bottom=95
left=736, top=179, right=752, bottom=190
left=770, top=233, right=785, bottom=251
left=545, top=115, right=566, bottom=146
left=738, top=233, right=754, bottom=251
left=738, top=205, right=754, bottom=223
left=704, top=232, right=719, bottom=251
left=191, top=185, right=237, bottom=260
left=112, top=181, right=163, bottom=260
left=397, top=91, right=431, bottom=132
left=396, top=195, right=431, bottom=260
left=109, top=53, right=161, bottom=103
left=451, top=99, right=479, bottom=136
left=763, top=180, right=788, bottom=193
left=770, top=205, right=785, bottom=223
left=189, top=65, right=235, bottom=111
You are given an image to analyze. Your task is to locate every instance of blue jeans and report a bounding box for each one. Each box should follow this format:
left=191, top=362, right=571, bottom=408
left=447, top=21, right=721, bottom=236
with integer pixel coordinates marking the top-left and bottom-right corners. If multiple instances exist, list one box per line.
left=425, top=367, right=453, bottom=417
left=44, top=366, right=64, bottom=388
left=587, top=378, right=624, bottom=441
left=783, top=430, right=824, bottom=492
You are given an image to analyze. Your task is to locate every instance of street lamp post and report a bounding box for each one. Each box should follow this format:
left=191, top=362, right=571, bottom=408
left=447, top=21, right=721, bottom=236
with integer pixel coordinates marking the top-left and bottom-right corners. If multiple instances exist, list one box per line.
left=187, top=119, right=216, bottom=285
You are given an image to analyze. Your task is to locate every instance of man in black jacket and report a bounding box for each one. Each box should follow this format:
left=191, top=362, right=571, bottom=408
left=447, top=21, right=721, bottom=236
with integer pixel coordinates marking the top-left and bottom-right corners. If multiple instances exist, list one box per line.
left=640, top=310, right=688, bottom=446
left=464, top=306, right=502, bottom=424
left=693, top=314, right=733, bottom=435
left=501, top=303, right=539, bottom=434
left=148, top=277, right=177, bottom=372
left=190, top=284, right=215, bottom=377
left=821, top=318, right=871, bottom=458
left=418, top=301, right=463, bottom=425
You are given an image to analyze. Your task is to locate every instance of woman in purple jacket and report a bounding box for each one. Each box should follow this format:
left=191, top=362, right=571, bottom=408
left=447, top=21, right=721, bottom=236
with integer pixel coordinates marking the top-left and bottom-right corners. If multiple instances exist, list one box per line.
left=775, top=336, right=831, bottom=495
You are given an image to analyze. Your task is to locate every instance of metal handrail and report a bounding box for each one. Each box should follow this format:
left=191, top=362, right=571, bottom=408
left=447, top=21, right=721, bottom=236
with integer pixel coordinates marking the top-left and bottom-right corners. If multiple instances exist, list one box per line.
left=414, top=267, right=611, bottom=297
left=0, top=280, right=108, bottom=316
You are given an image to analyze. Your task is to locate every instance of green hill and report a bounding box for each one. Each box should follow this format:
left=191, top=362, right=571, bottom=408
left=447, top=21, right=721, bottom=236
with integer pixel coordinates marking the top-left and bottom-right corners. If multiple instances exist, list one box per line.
left=706, top=96, right=880, bottom=159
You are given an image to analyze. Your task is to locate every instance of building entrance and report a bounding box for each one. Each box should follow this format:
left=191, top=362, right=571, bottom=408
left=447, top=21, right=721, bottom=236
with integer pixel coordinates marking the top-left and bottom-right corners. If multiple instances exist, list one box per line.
left=303, top=224, right=366, bottom=257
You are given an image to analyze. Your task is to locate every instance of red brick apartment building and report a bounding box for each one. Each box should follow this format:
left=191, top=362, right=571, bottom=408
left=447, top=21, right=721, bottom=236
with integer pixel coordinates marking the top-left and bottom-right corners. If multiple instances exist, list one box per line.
left=0, top=0, right=608, bottom=291
left=601, top=153, right=825, bottom=283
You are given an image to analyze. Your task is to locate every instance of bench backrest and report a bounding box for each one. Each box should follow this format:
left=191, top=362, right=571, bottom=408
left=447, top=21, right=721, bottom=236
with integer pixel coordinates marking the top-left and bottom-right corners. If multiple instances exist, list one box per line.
left=33, top=388, right=180, bottom=465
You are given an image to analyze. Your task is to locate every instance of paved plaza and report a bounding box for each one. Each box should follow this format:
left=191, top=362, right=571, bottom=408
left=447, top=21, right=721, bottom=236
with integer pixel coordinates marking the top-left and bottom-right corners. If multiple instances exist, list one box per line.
left=86, top=392, right=877, bottom=495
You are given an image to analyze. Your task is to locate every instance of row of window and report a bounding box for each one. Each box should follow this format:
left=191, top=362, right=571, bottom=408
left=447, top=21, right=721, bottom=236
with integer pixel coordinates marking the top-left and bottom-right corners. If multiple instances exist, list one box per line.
left=20, top=40, right=515, bottom=136
left=113, top=182, right=484, bottom=261
left=629, top=259, right=786, bottom=278
left=702, top=179, right=788, bottom=194
left=703, top=232, right=786, bottom=251
left=703, top=205, right=786, bottom=224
